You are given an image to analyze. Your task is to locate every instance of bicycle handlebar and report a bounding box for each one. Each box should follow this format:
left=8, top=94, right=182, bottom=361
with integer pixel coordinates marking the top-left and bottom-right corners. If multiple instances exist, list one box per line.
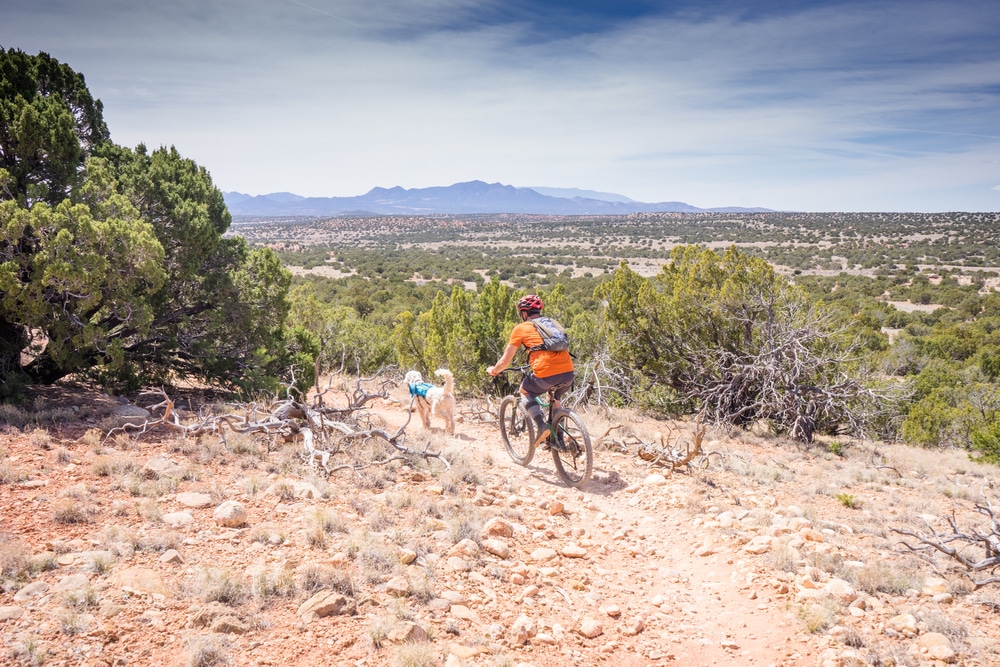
left=496, top=365, right=531, bottom=375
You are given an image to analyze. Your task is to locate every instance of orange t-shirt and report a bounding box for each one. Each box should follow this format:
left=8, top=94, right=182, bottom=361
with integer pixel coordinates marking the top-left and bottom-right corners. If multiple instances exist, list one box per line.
left=509, top=320, right=574, bottom=378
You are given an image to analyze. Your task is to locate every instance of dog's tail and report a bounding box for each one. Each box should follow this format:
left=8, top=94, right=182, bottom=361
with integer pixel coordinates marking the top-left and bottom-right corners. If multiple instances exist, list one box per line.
left=434, top=368, right=454, bottom=395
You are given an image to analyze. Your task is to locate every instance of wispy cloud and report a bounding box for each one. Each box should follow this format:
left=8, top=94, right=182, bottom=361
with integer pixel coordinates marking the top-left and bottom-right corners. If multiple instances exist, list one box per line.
left=3, top=0, right=999, bottom=210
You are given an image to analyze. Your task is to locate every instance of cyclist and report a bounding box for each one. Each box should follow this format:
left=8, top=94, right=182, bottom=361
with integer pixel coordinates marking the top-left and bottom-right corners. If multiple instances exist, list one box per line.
left=487, top=294, right=574, bottom=446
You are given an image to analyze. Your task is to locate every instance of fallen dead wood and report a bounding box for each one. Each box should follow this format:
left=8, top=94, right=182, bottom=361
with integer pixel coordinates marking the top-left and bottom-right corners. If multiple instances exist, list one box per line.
left=599, top=412, right=708, bottom=471
left=102, top=373, right=449, bottom=474
left=892, top=484, right=1000, bottom=589
left=461, top=398, right=499, bottom=424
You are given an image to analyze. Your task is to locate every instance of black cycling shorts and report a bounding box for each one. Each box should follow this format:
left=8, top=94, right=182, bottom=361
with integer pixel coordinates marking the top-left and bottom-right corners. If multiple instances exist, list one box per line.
left=521, top=370, right=574, bottom=401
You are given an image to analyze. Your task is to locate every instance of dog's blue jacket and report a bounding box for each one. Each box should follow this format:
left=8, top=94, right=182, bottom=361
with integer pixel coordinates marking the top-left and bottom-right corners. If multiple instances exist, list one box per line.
left=408, top=381, right=434, bottom=398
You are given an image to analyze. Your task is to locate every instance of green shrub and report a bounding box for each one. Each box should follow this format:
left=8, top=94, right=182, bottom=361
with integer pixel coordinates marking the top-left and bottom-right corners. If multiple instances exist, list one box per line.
left=971, top=421, right=1000, bottom=464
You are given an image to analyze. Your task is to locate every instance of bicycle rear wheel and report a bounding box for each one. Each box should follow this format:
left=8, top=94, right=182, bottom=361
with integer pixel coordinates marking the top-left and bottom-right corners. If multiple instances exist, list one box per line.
left=550, top=410, right=593, bottom=487
left=499, top=395, right=535, bottom=466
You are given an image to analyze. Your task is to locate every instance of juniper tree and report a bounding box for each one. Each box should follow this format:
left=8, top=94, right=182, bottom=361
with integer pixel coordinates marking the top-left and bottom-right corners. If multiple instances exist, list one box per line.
left=0, top=49, right=299, bottom=396
left=596, top=245, right=899, bottom=442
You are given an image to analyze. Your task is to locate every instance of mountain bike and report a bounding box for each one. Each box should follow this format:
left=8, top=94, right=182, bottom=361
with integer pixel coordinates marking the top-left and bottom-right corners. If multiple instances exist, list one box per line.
left=496, top=366, right=593, bottom=487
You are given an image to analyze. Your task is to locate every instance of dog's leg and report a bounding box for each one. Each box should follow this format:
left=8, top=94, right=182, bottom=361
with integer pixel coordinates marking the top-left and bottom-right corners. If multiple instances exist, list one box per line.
left=418, top=399, right=431, bottom=430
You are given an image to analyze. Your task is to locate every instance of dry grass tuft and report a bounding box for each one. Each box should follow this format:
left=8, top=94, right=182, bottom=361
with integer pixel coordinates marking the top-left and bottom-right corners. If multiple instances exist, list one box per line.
left=799, top=599, right=839, bottom=633
left=0, top=463, right=29, bottom=485
left=391, top=643, right=436, bottom=667
left=7, top=635, right=50, bottom=666
left=186, top=635, right=230, bottom=667
left=845, top=561, right=921, bottom=596
left=199, top=569, right=251, bottom=605
left=51, top=500, right=98, bottom=524
left=297, top=563, right=355, bottom=596
left=28, top=429, right=52, bottom=450
left=0, top=535, right=31, bottom=592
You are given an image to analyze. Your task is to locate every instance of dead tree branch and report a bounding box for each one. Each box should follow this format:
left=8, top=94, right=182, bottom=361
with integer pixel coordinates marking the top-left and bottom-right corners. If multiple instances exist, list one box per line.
left=892, top=487, right=1000, bottom=589
left=598, top=413, right=708, bottom=471
left=102, top=373, right=449, bottom=473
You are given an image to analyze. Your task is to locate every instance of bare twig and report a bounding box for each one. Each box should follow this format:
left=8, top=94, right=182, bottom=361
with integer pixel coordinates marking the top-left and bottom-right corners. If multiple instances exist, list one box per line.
left=891, top=491, right=1000, bottom=589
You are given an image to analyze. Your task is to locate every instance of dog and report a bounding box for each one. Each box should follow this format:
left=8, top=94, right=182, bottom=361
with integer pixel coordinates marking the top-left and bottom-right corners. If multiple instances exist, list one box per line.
left=404, top=368, right=455, bottom=435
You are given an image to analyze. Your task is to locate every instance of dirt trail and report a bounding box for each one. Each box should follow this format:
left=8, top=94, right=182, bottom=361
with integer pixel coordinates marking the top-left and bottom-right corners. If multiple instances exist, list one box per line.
left=441, top=410, right=819, bottom=666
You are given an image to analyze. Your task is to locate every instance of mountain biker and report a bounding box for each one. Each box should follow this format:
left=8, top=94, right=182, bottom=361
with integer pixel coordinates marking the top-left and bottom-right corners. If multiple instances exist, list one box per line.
left=487, top=294, right=574, bottom=446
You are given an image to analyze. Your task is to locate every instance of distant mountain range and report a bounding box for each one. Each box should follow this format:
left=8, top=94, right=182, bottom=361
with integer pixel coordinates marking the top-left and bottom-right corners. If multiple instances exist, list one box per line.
left=223, top=181, right=771, bottom=217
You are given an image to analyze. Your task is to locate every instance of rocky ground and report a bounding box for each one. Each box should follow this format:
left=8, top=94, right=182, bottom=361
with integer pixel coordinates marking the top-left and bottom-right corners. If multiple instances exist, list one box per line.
left=2, top=380, right=1000, bottom=667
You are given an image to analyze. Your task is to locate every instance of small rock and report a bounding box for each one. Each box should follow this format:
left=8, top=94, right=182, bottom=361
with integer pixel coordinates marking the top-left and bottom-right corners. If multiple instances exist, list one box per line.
left=886, top=613, right=918, bottom=637
left=143, top=455, right=186, bottom=479
left=210, top=616, right=249, bottom=634
left=482, top=539, right=510, bottom=559
left=385, top=576, right=410, bottom=597
left=511, top=615, right=537, bottom=644
left=387, top=621, right=429, bottom=643
left=52, top=573, right=90, bottom=594
left=578, top=617, right=604, bottom=638
left=176, top=492, right=214, bottom=508
left=427, top=598, right=451, bottom=612
left=159, top=549, right=184, bottom=564
left=548, top=500, right=565, bottom=515
left=917, top=632, right=957, bottom=663
left=530, top=547, right=558, bottom=563
left=449, top=604, right=482, bottom=625
left=163, top=511, right=194, bottom=528
left=440, top=590, right=467, bottom=604
left=213, top=500, right=247, bottom=527
left=621, top=614, right=645, bottom=636
left=822, top=578, right=857, bottom=603
left=13, top=581, right=49, bottom=601
left=744, top=535, right=773, bottom=554
left=0, top=606, right=25, bottom=621
left=561, top=544, right=587, bottom=558
left=297, top=590, right=356, bottom=621
left=481, top=517, right=514, bottom=539
left=642, top=474, right=667, bottom=487
left=600, top=604, right=621, bottom=617
left=190, top=602, right=239, bottom=629
left=399, top=548, right=418, bottom=564
left=447, top=556, right=470, bottom=572
left=449, top=538, right=479, bottom=558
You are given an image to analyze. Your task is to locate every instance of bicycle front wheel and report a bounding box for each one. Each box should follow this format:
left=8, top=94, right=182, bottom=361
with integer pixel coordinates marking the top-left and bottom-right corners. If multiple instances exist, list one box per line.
left=551, top=410, right=593, bottom=487
left=499, top=395, right=535, bottom=466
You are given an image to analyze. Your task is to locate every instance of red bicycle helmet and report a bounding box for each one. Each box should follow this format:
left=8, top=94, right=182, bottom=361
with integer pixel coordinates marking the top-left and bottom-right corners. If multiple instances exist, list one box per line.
left=517, top=294, right=544, bottom=312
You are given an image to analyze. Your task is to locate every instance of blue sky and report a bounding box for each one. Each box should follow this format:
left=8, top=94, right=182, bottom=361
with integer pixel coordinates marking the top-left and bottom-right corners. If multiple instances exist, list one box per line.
left=3, top=0, right=999, bottom=211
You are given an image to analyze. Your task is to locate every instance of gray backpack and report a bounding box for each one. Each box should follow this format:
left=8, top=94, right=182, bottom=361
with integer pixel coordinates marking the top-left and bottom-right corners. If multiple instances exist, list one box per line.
left=528, top=316, right=569, bottom=353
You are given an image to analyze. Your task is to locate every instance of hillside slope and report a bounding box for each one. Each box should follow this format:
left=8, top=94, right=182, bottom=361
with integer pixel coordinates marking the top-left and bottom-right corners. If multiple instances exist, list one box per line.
left=1, top=383, right=998, bottom=666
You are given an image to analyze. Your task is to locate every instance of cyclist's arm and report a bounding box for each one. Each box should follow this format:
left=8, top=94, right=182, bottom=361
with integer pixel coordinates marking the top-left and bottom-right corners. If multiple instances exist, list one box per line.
left=487, top=344, right=519, bottom=376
